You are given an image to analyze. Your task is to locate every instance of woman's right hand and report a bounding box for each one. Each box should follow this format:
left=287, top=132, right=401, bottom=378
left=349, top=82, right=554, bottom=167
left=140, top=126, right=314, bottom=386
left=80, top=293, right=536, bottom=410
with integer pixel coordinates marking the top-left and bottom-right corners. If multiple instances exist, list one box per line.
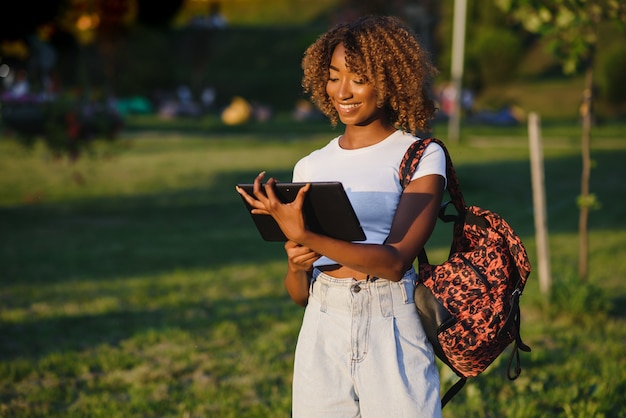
left=236, top=171, right=311, bottom=243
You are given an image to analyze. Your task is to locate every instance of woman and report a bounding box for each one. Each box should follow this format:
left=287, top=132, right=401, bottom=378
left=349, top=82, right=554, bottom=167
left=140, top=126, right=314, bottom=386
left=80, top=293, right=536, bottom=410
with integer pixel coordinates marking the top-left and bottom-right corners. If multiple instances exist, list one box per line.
left=237, top=15, right=445, bottom=417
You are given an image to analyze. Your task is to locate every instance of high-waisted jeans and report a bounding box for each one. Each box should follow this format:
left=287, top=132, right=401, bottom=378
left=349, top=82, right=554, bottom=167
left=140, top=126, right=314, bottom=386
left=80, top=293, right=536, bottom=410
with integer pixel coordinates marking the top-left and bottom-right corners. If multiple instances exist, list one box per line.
left=292, top=268, right=442, bottom=418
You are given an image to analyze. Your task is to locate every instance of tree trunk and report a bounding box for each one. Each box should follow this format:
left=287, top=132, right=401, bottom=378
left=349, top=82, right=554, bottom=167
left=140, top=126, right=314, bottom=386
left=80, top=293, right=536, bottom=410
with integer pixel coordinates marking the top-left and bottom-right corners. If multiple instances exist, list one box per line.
left=578, top=65, right=593, bottom=281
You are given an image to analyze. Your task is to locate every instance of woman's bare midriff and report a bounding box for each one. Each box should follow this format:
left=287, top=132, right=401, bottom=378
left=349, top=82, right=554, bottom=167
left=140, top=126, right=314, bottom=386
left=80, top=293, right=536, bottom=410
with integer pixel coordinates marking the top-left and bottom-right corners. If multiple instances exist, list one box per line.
left=317, top=264, right=372, bottom=281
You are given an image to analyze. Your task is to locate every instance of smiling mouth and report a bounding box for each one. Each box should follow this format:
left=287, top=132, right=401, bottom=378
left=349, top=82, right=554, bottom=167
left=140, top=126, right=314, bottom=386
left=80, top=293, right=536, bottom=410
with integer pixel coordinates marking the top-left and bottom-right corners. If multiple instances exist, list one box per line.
left=337, top=103, right=361, bottom=112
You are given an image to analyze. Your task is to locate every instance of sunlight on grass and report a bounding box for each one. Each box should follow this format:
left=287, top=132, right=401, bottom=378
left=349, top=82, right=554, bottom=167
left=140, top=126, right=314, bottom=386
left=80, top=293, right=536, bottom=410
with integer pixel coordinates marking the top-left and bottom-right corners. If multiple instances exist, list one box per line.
left=1, top=129, right=625, bottom=417
left=0, top=134, right=326, bottom=207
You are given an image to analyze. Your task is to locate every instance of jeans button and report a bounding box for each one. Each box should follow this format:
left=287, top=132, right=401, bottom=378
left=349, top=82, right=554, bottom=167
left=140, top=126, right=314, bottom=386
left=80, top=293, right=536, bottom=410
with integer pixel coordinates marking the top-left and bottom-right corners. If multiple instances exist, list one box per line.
left=352, top=284, right=361, bottom=293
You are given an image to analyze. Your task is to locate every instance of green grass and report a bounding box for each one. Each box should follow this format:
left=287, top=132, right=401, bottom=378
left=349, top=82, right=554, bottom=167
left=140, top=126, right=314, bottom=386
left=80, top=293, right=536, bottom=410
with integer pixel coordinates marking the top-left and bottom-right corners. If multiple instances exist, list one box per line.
left=1, top=118, right=625, bottom=417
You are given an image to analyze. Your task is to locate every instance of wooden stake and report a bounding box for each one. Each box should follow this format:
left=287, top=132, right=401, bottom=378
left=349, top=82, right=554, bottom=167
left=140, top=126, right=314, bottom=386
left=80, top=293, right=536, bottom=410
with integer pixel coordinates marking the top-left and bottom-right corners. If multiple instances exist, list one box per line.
left=528, top=112, right=551, bottom=296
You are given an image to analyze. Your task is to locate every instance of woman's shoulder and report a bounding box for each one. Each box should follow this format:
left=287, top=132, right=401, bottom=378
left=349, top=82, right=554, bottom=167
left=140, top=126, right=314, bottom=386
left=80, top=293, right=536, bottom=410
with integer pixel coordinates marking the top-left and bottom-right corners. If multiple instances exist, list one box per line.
left=397, top=132, right=445, bottom=153
left=387, top=130, right=425, bottom=151
left=292, top=136, right=341, bottom=180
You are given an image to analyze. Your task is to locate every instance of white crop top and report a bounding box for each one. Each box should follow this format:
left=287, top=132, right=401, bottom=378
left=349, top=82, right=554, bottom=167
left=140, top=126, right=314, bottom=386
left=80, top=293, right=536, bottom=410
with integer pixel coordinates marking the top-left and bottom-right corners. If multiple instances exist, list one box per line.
left=292, top=130, right=447, bottom=267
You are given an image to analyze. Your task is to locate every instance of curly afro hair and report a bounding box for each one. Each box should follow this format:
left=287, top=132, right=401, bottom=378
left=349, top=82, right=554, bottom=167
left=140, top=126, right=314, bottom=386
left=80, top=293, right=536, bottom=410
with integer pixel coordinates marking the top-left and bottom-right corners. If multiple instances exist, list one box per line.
left=301, top=15, right=438, bottom=135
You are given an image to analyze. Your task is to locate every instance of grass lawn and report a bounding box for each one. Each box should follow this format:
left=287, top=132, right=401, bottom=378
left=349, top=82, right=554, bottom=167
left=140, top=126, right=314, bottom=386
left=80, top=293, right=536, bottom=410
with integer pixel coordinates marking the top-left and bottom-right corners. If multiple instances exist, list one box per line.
left=1, top=117, right=625, bottom=417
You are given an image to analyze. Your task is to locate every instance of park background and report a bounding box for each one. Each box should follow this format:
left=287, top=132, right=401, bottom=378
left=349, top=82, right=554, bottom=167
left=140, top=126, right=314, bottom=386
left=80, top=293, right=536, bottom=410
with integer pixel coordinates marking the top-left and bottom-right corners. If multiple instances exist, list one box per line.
left=1, top=0, right=625, bottom=416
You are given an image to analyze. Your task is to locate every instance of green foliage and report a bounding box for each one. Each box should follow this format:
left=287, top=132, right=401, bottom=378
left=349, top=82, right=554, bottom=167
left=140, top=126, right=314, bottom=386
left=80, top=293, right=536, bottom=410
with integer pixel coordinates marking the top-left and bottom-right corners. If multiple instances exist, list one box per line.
left=178, top=0, right=339, bottom=27
left=495, top=0, right=626, bottom=74
left=30, top=1, right=626, bottom=114
left=115, top=26, right=178, bottom=95
left=199, top=27, right=320, bottom=110
left=577, top=193, right=601, bottom=210
left=467, top=27, right=524, bottom=88
left=597, top=42, right=626, bottom=104
left=545, top=270, right=612, bottom=319
left=109, top=25, right=323, bottom=111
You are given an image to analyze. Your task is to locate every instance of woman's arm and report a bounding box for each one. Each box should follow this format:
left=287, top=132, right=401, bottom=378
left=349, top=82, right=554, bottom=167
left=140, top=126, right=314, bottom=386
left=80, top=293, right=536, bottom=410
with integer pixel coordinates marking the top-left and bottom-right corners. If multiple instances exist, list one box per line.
left=283, top=240, right=320, bottom=306
left=238, top=171, right=444, bottom=282
left=297, top=174, right=444, bottom=281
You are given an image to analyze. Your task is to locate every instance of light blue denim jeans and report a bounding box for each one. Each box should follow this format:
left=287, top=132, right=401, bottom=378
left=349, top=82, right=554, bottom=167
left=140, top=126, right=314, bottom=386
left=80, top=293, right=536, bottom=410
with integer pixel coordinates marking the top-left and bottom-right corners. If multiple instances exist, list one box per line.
left=292, top=268, right=442, bottom=418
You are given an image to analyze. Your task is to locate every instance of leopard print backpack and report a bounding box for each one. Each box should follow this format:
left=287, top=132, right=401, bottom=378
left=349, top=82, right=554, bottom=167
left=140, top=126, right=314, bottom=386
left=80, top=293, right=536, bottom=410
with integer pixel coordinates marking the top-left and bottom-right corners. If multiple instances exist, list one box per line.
left=400, top=138, right=532, bottom=408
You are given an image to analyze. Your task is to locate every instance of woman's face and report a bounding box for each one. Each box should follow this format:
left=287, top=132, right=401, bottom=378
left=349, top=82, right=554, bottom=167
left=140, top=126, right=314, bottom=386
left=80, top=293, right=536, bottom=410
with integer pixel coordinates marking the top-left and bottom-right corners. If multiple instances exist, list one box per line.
left=326, top=43, right=385, bottom=127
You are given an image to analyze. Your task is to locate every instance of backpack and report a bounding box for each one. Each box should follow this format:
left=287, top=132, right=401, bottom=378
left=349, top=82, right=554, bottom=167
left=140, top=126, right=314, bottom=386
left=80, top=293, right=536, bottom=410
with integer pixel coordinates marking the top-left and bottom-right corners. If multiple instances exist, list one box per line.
left=399, top=138, right=532, bottom=408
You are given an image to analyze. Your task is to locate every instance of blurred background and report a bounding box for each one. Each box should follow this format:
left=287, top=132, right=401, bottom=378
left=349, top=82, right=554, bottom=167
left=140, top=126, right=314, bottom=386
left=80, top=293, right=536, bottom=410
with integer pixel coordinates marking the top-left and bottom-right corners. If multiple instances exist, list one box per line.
left=1, top=0, right=624, bottom=146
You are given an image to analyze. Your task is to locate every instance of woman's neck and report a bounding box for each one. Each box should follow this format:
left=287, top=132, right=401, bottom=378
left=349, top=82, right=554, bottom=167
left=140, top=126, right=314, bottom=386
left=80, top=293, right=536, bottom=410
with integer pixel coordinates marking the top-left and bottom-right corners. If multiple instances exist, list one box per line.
left=339, top=122, right=397, bottom=150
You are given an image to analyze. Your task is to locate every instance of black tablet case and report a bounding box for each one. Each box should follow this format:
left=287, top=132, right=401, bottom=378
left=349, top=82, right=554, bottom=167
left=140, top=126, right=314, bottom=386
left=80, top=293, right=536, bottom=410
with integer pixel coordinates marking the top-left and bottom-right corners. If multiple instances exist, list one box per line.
left=237, top=182, right=366, bottom=242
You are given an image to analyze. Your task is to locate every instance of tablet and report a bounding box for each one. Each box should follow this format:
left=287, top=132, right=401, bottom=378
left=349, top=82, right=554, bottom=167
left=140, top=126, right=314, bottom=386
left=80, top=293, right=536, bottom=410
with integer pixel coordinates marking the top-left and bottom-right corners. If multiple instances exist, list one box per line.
left=237, top=182, right=366, bottom=242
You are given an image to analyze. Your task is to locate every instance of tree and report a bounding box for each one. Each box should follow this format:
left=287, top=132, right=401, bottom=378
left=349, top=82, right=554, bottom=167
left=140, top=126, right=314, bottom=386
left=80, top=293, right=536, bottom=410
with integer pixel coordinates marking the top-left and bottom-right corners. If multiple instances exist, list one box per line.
left=495, top=0, right=626, bottom=281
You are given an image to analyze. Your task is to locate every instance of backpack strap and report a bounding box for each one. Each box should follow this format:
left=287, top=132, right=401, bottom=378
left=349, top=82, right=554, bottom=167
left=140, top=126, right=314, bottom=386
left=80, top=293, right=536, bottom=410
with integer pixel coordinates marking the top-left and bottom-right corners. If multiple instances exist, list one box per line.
left=441, top=377, right=466, bottom=409
left=503, top=286, right=532, bottom=381
left=400, top=137, right=465, bottom=267
left=399, top=137, right=467, bottom=214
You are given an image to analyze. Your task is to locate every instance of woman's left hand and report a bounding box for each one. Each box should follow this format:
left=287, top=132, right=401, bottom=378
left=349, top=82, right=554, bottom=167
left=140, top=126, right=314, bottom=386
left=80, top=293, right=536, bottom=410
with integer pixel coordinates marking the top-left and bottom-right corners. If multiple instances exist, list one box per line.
left=236, top=171, right=310, bottom=242
left=285, top=240, right=320, bottom=272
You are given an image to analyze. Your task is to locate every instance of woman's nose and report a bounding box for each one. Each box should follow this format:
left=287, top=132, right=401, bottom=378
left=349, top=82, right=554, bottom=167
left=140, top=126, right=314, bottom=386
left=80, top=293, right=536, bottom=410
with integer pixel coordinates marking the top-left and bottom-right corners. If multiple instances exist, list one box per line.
left=337, top=79, right=353, bottom=100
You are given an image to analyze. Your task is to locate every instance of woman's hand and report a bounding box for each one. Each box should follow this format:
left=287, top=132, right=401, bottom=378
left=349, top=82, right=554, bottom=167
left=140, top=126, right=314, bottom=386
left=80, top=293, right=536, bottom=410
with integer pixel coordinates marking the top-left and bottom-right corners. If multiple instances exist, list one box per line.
left=284, top=240, right=319, bottom=306
left=236, top=171, right=311, bottom=243
left=285, top=240, right=321, bottom=273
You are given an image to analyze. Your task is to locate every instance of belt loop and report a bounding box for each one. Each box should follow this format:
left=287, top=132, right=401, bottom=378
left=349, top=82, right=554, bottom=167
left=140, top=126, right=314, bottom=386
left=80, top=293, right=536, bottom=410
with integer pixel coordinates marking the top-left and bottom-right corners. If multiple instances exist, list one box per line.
left=402, top=269, right=416, bottom=304
left=399, top=278, right=409, bottom=304
left=319, top=281, right=328, bottom=313
left=309, top=269, right=320, bottom=295
left=378, top=280, right=394, bottom=318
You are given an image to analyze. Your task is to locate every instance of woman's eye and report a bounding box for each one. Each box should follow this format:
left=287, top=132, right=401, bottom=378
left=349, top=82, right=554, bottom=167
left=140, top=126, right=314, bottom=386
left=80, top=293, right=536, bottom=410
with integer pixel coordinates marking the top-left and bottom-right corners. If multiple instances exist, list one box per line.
left=328, top=77, right=338, bottom=82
